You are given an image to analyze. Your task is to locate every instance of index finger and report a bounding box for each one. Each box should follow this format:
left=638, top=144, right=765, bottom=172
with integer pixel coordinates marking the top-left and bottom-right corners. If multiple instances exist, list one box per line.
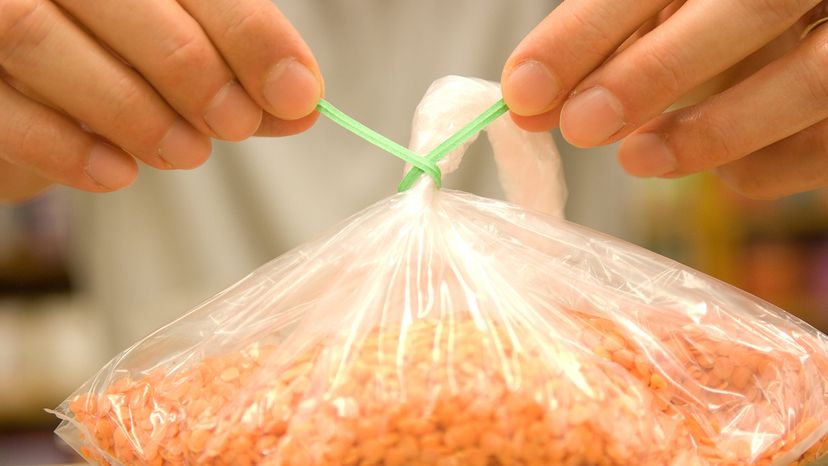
left=178, top=0, right=323, bottom=124
left=502, top=0, right=673, bottom=118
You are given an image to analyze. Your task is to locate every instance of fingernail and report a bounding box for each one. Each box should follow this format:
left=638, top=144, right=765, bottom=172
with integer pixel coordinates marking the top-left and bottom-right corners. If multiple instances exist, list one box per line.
left=158, top=119, right=212, bottom=169
left=263, top=57, right=321, bottom=120
left=204, top=81, right=262, bottom=141
left=85, top=143, right=137, bottom=189
left=560, top=86, right=625, bottom=147
left=503, top=60, right=560, bottom=116
left=619, top=133, right=677, bottom=177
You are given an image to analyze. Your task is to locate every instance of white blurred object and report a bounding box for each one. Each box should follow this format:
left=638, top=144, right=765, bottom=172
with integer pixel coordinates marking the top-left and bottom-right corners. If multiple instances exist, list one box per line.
left=0, top=299, right=107, bottom=418
left=406, top=75, right=567, bottom=218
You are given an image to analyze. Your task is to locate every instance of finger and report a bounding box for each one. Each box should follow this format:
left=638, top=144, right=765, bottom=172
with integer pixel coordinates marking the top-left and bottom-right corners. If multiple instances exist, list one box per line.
left=618, top=28, right=828, bottom=178
left=608, top=1, right=686, bottom=59
left=509, top=109, right=561, bottom=133
left=0, top=65, right=51, bottom=107
left=0, top=158, right=52, bottom=203
left=522, top=0, right=690, bottom=132
left=255, top=111, right=319, bottom=137
left=178, top=0, right=323, bottom=122
left=716, top=118, right=828, bottom=200
left=53, top=0, right=262, bottom=141
left=559, top=0, right=820, bottom=147
left=0, top=0, right=211, bottom=169
left=0, top=78, right=137, bottom=194
left=502, top=0, right=674, bottom=118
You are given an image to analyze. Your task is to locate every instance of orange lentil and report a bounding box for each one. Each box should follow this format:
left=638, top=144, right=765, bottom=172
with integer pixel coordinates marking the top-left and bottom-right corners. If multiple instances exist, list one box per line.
left=712, top=356, right=735, bottom=381
left=730, top=365, right=753, bottom=390
left=612, top=348, right=635, bottom=370
left=65, top=318, right=828, bottom=466
left=649, top=373, right=668, bottom=391
left=444, top=424, right=477, bottom=450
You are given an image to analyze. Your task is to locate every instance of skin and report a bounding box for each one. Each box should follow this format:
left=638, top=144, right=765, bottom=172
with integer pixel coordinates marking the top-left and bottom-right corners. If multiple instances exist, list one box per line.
left=0, top=0, right=322, bottom=201
left=501, top=0, right=828, bottom=200
left=3, top=2, right=826, bottom=202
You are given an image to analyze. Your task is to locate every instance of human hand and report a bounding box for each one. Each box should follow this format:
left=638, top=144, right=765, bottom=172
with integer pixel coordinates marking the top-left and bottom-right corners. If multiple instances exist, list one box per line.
left=502, top=1, right=828, bottom=199
left=0, top=0, right=323, bottom=201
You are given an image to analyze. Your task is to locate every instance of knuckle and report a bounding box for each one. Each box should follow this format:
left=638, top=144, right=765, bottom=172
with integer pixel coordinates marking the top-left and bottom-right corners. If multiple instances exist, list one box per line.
left=702, top=123, right=740, bottom=166
left=11, top=114, right=45, bottom=162
left=0, top=0, right=49, bottom=64
left=636, top=43, right=685, bottom=97
left=4, top=111, right=61, bottom=169
left=677, top=110, right=741, bottom=171
left=718, top=165, right=778, bottom=200
left=739, top=0, right=815, bottom=24
left=105, top=75, right=163, bottom=152
left=17, top=115, right=42, bottom=153
left=718, top=123, right=828, bottom=200
left=0, top=0, right=40, bottom=38
left=158, top=31, right=213, bottom=73
left=803, top=38, right=828, bottom=99
left=564, top=8, right=614, bottom=61
left=221, top=5, right=269, bottom=42
left=108, top=75, right=143, bottom=121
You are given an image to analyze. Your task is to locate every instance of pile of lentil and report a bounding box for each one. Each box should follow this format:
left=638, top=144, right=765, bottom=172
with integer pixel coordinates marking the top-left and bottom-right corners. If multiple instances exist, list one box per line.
left=65, top=315, right=828, bottom=466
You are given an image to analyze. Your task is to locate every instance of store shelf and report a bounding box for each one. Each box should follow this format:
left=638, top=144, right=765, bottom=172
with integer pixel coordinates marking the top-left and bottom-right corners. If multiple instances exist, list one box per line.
left=633, top=174, right=828, bottom=332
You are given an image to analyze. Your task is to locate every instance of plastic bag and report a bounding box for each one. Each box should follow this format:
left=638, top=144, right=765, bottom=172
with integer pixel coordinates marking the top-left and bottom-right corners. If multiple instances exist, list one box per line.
left=54, top=76, right=828, bottom=466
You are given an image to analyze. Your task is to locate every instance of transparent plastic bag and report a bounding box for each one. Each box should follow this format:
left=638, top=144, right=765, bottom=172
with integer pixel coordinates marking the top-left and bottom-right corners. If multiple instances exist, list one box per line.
left=54, top=77, right=828, bottom=466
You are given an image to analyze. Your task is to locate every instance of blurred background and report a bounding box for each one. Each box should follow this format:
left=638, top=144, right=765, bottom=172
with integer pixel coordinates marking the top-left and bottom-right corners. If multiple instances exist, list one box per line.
left=2, top=1, right=827, bottom=465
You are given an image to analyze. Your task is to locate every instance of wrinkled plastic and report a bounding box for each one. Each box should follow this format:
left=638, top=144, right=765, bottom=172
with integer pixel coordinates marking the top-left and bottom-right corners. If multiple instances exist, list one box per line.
left=54, top=77, right=828, bottom=466
left=405, top=77, right=567, bottom=218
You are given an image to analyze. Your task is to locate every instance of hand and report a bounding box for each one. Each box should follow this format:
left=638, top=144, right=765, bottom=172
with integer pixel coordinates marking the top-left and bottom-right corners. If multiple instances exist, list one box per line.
left=502, top=0, right=828, bottom=199
left=0, top=0, right=323, bottom=201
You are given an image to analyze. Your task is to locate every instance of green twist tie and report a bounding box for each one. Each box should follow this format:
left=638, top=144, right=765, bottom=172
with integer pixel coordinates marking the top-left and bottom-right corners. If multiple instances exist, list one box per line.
left=316, top=98, right=508, bottom=192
